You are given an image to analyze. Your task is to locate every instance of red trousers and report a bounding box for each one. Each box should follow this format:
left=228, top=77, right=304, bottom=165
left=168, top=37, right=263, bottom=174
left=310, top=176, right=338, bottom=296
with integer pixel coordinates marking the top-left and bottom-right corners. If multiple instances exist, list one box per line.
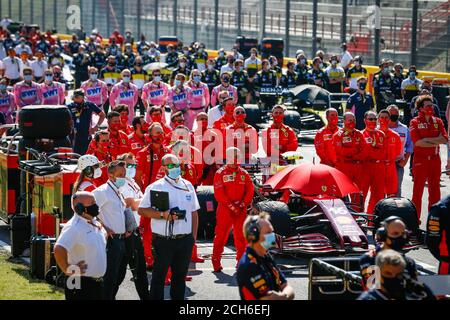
left=412, top=155, right=441, bottom=220
left=360, top=162, right=386, bottom=214
left=385, top=162, right=398, bottom=197
left=212, top=204, right=247, bottom=264
left=439, top=261, right=450, bottom=275
left=336, top=162, right=363, bottom=189
left=140, top=217, right=153, bottom=267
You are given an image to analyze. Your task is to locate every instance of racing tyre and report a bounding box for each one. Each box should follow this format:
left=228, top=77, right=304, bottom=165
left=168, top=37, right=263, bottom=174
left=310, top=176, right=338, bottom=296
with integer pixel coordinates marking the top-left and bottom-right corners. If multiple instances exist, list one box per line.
left=243, top=104, right=262, bottom=129
left=254, top=201, right=291, bottom=237
left=283, top=110, right=301, bottom=130
left=373, top=197, right=420, bottom=233
left=19, top=106, right=73, bottom=139
left=196, top=186, right=217, bottom=240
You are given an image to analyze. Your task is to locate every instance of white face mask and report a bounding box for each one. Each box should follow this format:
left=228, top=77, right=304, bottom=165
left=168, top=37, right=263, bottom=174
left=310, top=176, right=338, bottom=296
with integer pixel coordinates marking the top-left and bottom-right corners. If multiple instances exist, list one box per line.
left=94, top=168, right=102, bottom=179
left=179, top=62, right=186, bottom=68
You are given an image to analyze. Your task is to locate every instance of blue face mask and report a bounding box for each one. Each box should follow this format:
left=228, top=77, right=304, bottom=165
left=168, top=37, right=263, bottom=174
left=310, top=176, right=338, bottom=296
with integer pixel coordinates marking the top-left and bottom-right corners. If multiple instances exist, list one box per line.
left=115, top=177, right=127, bottom=188
left=122, top=76, right=130, bottom=83
left=409, top=72, right=416, bottom=79
left=90, top=74, right=98, bottom=81
left=126, top=167, right=136, bottom=179
left=0, top=84, right=7, bottom=91
left=153, top=75, right=161, bottom=82
left=261, top=232, right=276, bottom=250
left=193, top=75, right=201, bottom=83
left=174, top=79, right=182, bottom=87
left=167, top=166, right=181, bottom=180
left=45, top=75, right=53, bottom=82
left=24, top=75, right=33, bottom=82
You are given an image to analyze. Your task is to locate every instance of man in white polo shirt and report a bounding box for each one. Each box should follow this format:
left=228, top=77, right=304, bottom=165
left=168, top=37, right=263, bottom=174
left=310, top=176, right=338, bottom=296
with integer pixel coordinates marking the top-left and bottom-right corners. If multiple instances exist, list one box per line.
left=54, top=191, right=107, bottom=300
left=138, top=154, right=200, bottom=300
left=92, top=160, right=128, bottom=300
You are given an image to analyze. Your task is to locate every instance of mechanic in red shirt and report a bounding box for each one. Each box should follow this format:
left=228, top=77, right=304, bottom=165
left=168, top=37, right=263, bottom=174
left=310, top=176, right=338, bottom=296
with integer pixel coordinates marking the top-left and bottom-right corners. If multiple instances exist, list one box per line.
left=332, top=112, right=366, bottom=189
left=86, top=130, right=113, bottom=186
left=224, top=106, right=259, bottom=163
left=148, top=105, right=172, bottom=144
left=128, top=115, right=149, bottom=156
left=113, top=104, right=134, bottom=135
left=314, top=108, right=340, bottom=166
left=105, top=110, right=131, bottom=159
left=135, top=122, right=170, bottom=269
left=212, top=147, right=255, bottom=272
left=261, top=105, right=298, bottom=160
left=410, top=95, right=448, bottom=219
left=212, top=97, right=236, bottom=131
left=378, top=109, right=402, bottom=197
left=360, top=110, right=388, bottom=214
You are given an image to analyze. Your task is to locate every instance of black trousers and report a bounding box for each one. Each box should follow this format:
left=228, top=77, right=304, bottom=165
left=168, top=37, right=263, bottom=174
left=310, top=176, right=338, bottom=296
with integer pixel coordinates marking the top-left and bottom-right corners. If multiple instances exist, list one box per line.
left=115, top=231, right=150, bottom=300
left=104, top=237, right=127, bottom=300
left=136, top=96, right=145, bottom=116
left=65, top=277, right=104, bottom=300
left=150, top=233, right=194, bottom=300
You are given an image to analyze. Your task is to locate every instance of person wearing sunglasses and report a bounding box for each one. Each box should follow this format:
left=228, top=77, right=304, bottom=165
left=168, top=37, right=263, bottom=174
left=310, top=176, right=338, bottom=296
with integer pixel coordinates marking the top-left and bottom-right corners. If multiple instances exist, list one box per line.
left=410, top=95, right=448, bottom=220
left=346, top=76, right=374, bottom=130
left=360, top=110, right=388, bottom=215
left=331, top=111, right=366, bottom=191
left=142, top=68, right=170, bottom=114
left=210, top=71, right=238, bottom=107
left=138, top=154, right=200, bottom=300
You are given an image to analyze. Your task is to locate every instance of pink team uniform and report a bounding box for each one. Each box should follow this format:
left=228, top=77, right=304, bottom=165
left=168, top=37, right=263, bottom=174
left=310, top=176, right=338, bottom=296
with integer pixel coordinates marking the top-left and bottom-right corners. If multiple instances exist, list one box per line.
left=109, top=81, right=139, bottom=124
left=13, top=81, right=42, bottom=108
left=39, top=82, right=65, bottom=105
left=80, top=79, right=109, bottom=107
left=210, top=84, right=238, bottom=106
left=186, top=81, right=210, bottom=130
left=0, top=92, right=16, bottom=123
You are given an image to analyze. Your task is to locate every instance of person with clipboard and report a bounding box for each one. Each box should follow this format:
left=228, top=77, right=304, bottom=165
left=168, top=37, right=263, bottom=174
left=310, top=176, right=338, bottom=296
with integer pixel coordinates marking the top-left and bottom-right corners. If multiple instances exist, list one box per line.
left=138, top=154, right=200, bottom=300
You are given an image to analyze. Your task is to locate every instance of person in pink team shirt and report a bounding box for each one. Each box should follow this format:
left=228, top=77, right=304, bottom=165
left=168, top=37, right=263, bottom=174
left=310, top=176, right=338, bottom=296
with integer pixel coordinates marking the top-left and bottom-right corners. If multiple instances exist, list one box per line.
left=38, top=69, right=65, bottom=105
left=142, top=68, right=170, bottom=123
left=13, top=67, right=41, bottom=109
left=109, top=69, right=139, bottom=124
left=185, top=69, right=210, bottom=130
left=80, top=67, right=109, bottom=110
left=0, top=77, right=16, bottom=124
left=167, top=73, right=192, bottom=115
left=210, top=72, right=238, bottom=107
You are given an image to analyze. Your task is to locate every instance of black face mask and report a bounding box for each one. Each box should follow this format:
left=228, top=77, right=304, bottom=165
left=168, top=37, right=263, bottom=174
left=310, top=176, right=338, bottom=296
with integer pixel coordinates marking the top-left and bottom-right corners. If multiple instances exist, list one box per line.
left=108, top=62, right=115, bottom=67
left=75, top=203, right=99, bottom=217
left=390, top=114, right=399, bottom=122
left=359, top=83, right=367, bottom=90
left=383, top=276, right=406, bottom=300
left=222, top=77, right=230, bottom=84
left=388, top=235, right=407, bottom=251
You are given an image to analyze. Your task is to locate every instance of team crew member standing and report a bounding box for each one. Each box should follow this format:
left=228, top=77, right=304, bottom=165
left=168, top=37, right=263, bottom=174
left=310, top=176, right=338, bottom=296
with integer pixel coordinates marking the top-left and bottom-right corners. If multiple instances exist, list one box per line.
left=237, top=213, right=295, bottom=300
left=314, top=108, right=340, bottom=166
left=261, top=105, right=298, bottom=159
left=54, top=191, right=107, bottom=300
left=39, top=69, right=65, bottom=105
left=360, top=111, right=387, bottom=214
left=105, top=111, right=131, bottom=159
left=138, top=154, right=200, bottom=300
left=73, top=155, right=102, bottom=193
left=142, top=69, right=170, bottom=118
left=346, top=76, right=374, bottom=130
left=81, top=67, right=109, bottom=111
left=186, top=69, right=210, bottom=130
left=92, top=161, right=128, bottom=300
left=109, top=69, right=139, bottom=124
left=378, top=109, right=402, bottom=196
left=213, top=147, right=255, bottom=272
left=128, top=116, right=148, bottom=156
left=0, top=77, right=15, bottom=124
left=13, top=67, right=41, bottom=109
left=211, top=72, right=239, bottom=107
left=427, top=195, right=450, bottom=275
left=410, top=95, right=448, bottom=219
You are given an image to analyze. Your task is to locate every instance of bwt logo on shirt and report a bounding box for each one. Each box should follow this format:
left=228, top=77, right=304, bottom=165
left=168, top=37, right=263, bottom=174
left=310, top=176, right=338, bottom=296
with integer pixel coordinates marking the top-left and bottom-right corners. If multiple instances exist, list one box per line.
left=192, top=89, right=203, bottom=96
left=0, top=98, right=10, bottom=105
left=119, top=91, right=134, bottom=98
left=43, top=89, right=58, bottom=98
left=86, top=87, right=101, bottom=95
left=149, top=90, right=163, bottom=98
left=173, top=93, right=187, bottom=102
left=21, top=90, right=37, bottom=98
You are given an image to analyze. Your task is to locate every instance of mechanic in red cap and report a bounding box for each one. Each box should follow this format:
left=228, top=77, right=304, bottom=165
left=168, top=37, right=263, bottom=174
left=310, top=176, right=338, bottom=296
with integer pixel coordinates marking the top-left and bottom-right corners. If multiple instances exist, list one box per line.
left=377, top=109, right=402, bottom=197
left=224, top=106, right=259, bottom=163
left=128, top=115, right=149, bottom=156
left=332, top=111, right=366, bottom=189
left=360, top=110, right=388, bottom=214
left=135, top=122, right=170, bottom=269
left=314, top=108, right=340, bottom=166
left=410, top=95, right=448, bottom=219
left=261, top=105, right=298, bottom=159
left=212, top=147, right=255, bottom=272
left=104, top=111, right=131, bottom=160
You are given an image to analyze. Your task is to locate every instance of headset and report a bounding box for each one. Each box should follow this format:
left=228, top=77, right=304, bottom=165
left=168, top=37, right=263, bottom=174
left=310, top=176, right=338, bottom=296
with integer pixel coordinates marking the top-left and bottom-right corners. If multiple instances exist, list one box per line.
left=376, top=215, right=409, bottom=242
left=246, top=215, right=261, bottom=243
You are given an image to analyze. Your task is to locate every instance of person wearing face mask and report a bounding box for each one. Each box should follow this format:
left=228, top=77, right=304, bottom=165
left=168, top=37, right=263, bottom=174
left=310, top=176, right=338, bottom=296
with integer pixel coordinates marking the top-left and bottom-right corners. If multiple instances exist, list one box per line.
left=73, top=155, right=103, bottom=193
left=123, top=43, right=136, bottom=69
left=314, top=108, right=340, bottom=166
left=99, top=56, right=121, bottom=105
left=346, top=76, right=374, bottom=130
left=201, top=58, right=220, bottom=97
left=92, top=161, right=129, bottom=300
left=244, top=48, right=261, bottom=80
left=262, top=105, right=298, bottom=159
left=254, top=60, right=278, bottom=108
left=0, top=77, right=15, bottom=124
left=192, top=43, right=208, bottom=72
left=377, top=110, right=402, bottom=197
left=373, top=60, right=395, bottom=112
left=170, top=56, right=191, bottom=86
left=207, top=91, right=230, bottom=127
left=339, top=42, right=353, bottom=71
left=73, top=44, right=90, bottom=88
left=294, top=53, right=310, bottom=85
left=331, top=112, right=366, bottom=189
left=136, top=35, right=149, bottom=55
left=131, top=57, right=149, bottom=116
left=307, top=57, right=328, bottom=89
left=142, top=69, right=170, bottom=119
left=54, top=191, right=107, bottom=300
left=168, top=73, right=192, bottom=114
left=213, top=97, right=237, bottom=131
left=360, top=111, right=387, bottom=214
left=112, top=104, right=133, bottom=135
left=401, top=66, right=423, bottom=105
left=325, top=55, right=345, bottom=93
left=186, top=69, right=210, bottom=130
left=90, top=45, right=107, bottom=71
left=48, top=45, right=65, bottom=68
left=410, top=95, right=448, bottom=220
left=115, top=153, right=150, bottom=300
left=148, top=42, right=161, bottom=62
left=230, top=60, right=249, bottom=105
left=165, top=44, right=179, bottom=68
left=13, top=67, right=41, bottom=109
left=213, top=147, right=255, bottom=272
left=281, top=61, right=299, bottom=90
left=129, top=116, right=149, bottom=156
left=86, top=131, right=113, bottom=185
left=81, top=67, right=109, bottom=113
left=14, top=37, right=32, bottom=56
left=140, top=46, right=154, bottom=65
left=346, top=55, right=368, bottom=93
left=220, top=54, right=236, bottom=75
left=3, top=48, right=22, bottom=85
left=138, top=154, right=200, bottom=300
left=427, top=195, right=450, bottom=275
left=215, top=48, right=228, bottom=71
left=99, top=111, right=131, bottom=160
left=109, top=69, right=139, bottom=124
left=147, top=106, right=172, bottom=143
left=386, top=105, right=413, bottom=196
left=39, top=69, right=65, bottom=105
left=30, top=50, right=48, bottom=83
left=51, top=65, right=69, bottom=91
left=269, top=56, right=282, bottom=81
left=211, top=72, right=238, bottom=107
left=237, top=213, right=295, bottom=300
